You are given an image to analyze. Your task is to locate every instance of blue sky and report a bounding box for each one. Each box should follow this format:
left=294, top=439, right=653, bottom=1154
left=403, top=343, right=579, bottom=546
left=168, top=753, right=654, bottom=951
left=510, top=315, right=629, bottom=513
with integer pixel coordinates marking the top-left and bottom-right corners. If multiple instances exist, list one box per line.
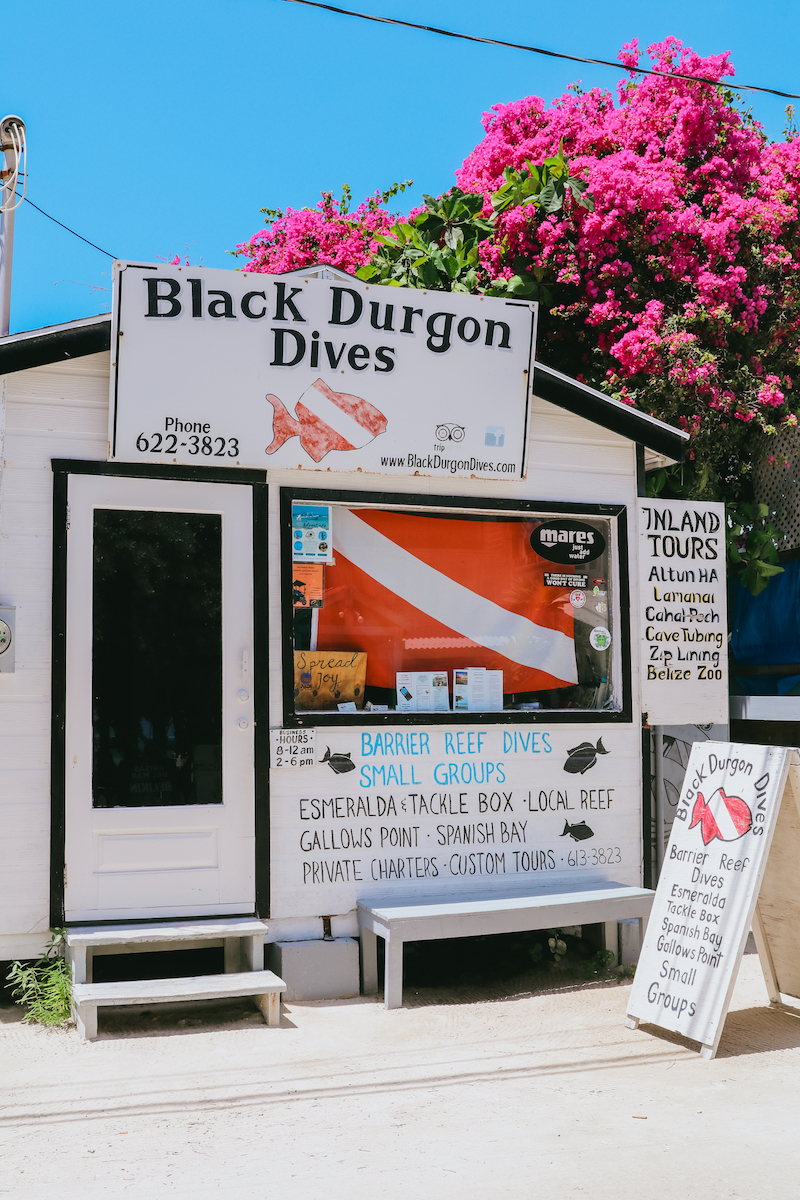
left=4, top=0, right=799, bottom=333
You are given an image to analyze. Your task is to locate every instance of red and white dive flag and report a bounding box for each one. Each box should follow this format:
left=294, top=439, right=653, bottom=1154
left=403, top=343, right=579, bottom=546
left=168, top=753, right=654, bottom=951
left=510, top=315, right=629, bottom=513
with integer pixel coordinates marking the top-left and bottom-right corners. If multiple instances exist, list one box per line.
left=317, top=508, right=579, bottom=692
left=690, top=788, right=752, bottom=845
left=266, top=379, right=387, bottom=463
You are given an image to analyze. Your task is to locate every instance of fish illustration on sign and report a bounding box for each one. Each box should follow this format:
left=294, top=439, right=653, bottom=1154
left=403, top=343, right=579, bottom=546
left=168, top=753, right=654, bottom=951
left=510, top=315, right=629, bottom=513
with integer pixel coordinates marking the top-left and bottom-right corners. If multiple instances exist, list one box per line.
left=322, top=748, right=356, bottom=775
left=265, top=378, right=388, bottom=463
left=690, top=787, right=752, bottom=845
left=560, top=820, right=595, bottom=842
left=563, top=738, right=608, bottom=775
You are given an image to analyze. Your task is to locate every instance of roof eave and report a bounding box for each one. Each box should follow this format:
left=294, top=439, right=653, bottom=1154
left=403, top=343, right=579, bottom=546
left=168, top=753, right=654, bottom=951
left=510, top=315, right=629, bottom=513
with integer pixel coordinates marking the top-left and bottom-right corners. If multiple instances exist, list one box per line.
left=533, top=361, right=687, bottom=462
left=0, top=315, right=111, bottom=375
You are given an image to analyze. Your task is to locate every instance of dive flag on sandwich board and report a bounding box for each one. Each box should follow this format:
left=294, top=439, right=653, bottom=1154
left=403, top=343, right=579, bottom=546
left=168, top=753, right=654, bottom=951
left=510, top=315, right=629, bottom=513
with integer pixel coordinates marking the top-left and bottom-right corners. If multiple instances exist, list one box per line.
left=626, top=741, right=800, bottom=1060
left=316, top=508, right=579, bottom=693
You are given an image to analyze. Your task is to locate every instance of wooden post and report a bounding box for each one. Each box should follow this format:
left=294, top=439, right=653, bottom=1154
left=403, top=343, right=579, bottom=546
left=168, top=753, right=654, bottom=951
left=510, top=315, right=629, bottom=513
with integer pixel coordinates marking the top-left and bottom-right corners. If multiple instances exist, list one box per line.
left=384, top=938, right=403, bottom=1010
left=604, top=921, right=619, bottom=966
left=242, top=934, right=264, bottom=971
left=74, top=1003, right=98, bottom=1042
left=253, top=990, right=282, bottom=1027
left=751, top=902, right=781, bottom=1005
left=224, top=938, right=241, bottom=973
left=67, top=944, right=88, bottom=985
left=360, top=927, right=378, bottom=995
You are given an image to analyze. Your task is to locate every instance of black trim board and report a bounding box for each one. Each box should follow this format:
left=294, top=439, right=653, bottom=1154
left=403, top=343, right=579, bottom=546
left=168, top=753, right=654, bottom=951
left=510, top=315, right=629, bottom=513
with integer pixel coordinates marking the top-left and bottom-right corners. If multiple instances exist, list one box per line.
left=49, top=470, right=68, bottom=927
left=280, top=485, right=632, bottom=729
left=534, top=362, right=687, bottom=462
left=253, top=481, right=271, bottom=918
left=50, top=459, right=269, bottom=925
left=1, top=319, right=111, bottom=375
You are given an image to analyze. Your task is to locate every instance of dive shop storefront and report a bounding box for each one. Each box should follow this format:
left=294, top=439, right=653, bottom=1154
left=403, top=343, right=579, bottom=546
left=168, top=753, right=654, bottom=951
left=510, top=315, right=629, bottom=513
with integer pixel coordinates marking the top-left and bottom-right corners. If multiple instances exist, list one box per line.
left=0, top=261, right=712, bottom=1007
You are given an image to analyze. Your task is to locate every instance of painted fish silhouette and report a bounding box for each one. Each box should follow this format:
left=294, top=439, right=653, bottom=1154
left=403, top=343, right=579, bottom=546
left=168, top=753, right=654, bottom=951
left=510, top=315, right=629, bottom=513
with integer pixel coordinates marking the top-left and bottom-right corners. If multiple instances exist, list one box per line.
left=690, top=787, right=752, bottom=845
left=266, top=378, right=388, bottom=463
left=563, top=738, right=608, bottom=775
left=322, top=748, right=356, bottom=775
left=560, top=820, right=594, bottom=842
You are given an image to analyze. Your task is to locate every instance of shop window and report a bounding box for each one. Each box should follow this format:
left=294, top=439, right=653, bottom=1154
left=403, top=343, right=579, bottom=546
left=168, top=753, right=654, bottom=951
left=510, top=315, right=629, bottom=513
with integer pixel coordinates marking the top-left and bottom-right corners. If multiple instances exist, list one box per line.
left=283, top=491, right=627, bottom=721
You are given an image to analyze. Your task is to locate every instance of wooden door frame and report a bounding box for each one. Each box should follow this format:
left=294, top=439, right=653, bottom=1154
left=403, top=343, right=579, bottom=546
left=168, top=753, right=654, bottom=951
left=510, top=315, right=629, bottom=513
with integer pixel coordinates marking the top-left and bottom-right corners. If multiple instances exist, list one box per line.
left=50, top=459, right=269, bottom=926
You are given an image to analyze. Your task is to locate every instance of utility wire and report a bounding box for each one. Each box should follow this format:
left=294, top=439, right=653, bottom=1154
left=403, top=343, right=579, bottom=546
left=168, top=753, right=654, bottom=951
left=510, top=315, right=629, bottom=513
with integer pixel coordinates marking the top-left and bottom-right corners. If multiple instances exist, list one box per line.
left=279, top=0, right=800, bottom=101
left=10, top=7, right=798, bottom=264
left=16, top=190, right=116, bottom=258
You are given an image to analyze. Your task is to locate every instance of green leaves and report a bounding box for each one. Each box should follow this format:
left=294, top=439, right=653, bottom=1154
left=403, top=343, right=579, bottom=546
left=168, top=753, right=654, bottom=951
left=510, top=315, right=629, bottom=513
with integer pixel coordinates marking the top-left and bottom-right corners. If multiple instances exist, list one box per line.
left=727, top=502, right=785, bottom=597
left=491, top=149, right=595, bottom=218
left=356, top=158, right=593, bottom=297
left=357, top=186, right=495, bottom=294
left=7, top=929, right=72, bottom=1026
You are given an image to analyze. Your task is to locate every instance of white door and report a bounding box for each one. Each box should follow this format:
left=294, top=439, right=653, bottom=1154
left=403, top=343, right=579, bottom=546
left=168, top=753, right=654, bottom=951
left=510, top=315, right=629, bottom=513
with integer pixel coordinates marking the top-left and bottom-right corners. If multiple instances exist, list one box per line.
left=64, top=474, right=256, bottom=921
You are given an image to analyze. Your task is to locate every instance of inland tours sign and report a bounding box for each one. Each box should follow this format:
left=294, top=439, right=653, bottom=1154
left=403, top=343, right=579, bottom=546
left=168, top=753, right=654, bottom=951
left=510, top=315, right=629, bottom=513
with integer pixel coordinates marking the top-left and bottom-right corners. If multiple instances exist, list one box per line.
left=626, top=740, right=799, bottom=1058
left=269, top=723, right=642, bottom=918
left=109, top=263, right=537, bottom=481
left=637, top=498, right=727, bottom=726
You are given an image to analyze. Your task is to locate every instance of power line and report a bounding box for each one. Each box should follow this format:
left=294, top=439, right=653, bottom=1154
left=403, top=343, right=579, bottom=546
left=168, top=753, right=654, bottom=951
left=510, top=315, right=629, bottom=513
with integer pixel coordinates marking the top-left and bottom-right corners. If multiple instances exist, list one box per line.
left=17, top=191, right=116, bottom=258
left=279, top=0, right=800, bottom=101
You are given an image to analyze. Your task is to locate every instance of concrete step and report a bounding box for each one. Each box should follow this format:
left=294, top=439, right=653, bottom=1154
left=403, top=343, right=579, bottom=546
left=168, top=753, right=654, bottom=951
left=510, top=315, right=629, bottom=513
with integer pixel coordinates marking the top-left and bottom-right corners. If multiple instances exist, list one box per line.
left=71, top=969, right=286, bottom=1041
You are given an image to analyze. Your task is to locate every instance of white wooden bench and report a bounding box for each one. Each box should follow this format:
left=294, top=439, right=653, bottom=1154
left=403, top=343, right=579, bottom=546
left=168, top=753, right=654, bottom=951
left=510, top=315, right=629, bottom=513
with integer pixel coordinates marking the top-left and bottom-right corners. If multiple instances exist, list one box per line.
left=358, top=880, right=655, bottom=1009
left=71, top=969, right=286, bottom=1041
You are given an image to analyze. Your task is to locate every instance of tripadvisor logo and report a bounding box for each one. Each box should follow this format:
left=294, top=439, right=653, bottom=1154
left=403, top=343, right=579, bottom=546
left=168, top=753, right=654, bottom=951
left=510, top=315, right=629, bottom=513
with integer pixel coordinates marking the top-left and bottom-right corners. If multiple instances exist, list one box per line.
left=531, top=519, right=606, bottom=565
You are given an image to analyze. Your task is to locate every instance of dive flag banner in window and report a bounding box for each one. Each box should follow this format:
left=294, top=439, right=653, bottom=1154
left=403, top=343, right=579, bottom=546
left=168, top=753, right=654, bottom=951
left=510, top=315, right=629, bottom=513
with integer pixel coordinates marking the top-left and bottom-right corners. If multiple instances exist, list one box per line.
left=316, top=509, right=580, bottom=693
left=109, top=263, right=537, bottom=481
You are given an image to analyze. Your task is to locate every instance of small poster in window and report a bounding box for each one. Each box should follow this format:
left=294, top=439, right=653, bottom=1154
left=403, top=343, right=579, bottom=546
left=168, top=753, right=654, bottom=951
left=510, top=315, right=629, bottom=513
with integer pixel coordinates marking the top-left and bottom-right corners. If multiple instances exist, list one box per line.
left=396, top=671, right=451, bottom=713
left=453, top=669, right=469, bottom=711
left=292, top=502, right=333, bottom=563
left=431, top=670, right=451, bottom=712
left=294, top=650, right=366, bottom=710
left=292, top=563, right=324, bottom=608
left=454, top=667, right=504, bottom=712
left=396, top=672, right=417, bottom=713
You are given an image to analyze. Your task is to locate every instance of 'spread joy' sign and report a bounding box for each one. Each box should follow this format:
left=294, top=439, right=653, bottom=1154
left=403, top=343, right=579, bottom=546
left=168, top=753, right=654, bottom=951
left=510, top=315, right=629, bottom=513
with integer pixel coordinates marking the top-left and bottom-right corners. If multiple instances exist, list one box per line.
left=269, top=723, right=642, bottom=917
left=627, top=741, right=790, bottom=1054
left=109, top=263, right=536, bottom=480
left=637, top=499, right=727, bottom=725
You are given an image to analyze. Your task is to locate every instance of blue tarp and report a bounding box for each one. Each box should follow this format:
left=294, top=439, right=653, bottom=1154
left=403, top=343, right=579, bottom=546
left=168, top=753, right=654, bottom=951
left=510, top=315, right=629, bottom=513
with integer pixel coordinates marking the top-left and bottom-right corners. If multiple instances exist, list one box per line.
left=730, top=559, right=800, bottom=694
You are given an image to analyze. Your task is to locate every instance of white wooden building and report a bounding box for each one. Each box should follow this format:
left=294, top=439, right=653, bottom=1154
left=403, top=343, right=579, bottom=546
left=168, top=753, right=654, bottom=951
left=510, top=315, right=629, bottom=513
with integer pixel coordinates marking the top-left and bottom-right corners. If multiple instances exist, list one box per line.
left=0, top=264, right=690, bottom=1008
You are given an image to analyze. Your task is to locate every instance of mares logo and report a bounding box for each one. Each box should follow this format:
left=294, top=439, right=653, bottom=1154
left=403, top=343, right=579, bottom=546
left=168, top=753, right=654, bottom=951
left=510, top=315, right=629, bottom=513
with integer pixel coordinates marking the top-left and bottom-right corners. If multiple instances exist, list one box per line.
left=690, top=787, right=752, bottom=845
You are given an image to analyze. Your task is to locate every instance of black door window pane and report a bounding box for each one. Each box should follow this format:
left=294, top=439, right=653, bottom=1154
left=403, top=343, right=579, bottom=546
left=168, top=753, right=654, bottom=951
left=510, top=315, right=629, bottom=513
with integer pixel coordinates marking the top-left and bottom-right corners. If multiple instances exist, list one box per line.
left=92, top=510, right=223, bottom=808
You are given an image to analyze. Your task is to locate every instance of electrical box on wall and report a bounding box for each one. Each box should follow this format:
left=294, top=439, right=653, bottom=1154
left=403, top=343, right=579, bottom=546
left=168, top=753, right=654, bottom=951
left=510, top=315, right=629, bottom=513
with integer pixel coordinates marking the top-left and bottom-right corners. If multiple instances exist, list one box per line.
left=0, top=607, right=15, bottom=673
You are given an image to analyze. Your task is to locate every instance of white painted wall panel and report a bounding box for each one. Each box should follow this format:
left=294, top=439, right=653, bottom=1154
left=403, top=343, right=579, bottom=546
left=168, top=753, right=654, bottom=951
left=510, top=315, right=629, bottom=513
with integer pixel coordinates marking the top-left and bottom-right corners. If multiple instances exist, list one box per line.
left=0, top=348, right=642, bottom=950
left=0, top=352, right=109, bottom=955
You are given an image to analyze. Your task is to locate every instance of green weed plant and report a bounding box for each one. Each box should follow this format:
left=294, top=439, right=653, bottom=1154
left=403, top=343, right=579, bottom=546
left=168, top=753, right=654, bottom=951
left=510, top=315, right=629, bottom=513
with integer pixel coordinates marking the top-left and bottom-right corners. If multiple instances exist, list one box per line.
left=7, top=929, right=72, bottom=1026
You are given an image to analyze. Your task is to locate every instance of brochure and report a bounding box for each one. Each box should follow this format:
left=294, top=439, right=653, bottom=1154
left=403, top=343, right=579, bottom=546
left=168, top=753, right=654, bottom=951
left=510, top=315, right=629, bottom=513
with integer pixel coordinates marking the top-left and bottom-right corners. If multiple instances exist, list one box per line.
left=396, top=670, right=450, bottom=713
left=453, top=667, right=504, bottom=712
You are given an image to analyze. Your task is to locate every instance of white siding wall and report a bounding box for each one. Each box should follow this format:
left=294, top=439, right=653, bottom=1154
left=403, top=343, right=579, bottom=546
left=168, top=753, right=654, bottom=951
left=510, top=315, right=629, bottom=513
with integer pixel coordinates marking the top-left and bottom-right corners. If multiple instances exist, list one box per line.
left=0, top=353, right=108, bottom=958
left=0, top=354, right=639, bottom=953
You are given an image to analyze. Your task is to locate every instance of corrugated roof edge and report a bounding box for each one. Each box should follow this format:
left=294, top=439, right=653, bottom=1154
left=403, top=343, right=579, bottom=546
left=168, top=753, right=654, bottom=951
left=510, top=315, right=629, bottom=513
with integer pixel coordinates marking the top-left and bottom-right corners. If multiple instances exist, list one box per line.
left=0, top=307, right=687, bottom=461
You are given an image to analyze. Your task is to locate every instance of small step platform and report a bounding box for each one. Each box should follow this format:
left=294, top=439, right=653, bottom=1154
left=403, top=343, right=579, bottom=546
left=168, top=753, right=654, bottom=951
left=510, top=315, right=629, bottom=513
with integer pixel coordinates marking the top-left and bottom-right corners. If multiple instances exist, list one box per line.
left=65, top=918, right=270, bottom=983
left=71, top=969, right=286, bottom=1041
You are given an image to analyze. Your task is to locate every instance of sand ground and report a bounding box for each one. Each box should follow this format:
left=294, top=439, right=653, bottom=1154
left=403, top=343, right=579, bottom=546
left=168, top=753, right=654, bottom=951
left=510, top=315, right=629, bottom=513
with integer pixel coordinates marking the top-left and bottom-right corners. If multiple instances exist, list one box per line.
left=2, top=946, right=800, bottom=1199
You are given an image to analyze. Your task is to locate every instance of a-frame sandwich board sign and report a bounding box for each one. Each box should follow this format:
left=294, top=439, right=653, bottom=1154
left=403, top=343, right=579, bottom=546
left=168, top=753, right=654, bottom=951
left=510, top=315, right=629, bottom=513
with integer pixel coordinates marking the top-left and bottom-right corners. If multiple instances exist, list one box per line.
left=626, top=741, right=800, bottom=1059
